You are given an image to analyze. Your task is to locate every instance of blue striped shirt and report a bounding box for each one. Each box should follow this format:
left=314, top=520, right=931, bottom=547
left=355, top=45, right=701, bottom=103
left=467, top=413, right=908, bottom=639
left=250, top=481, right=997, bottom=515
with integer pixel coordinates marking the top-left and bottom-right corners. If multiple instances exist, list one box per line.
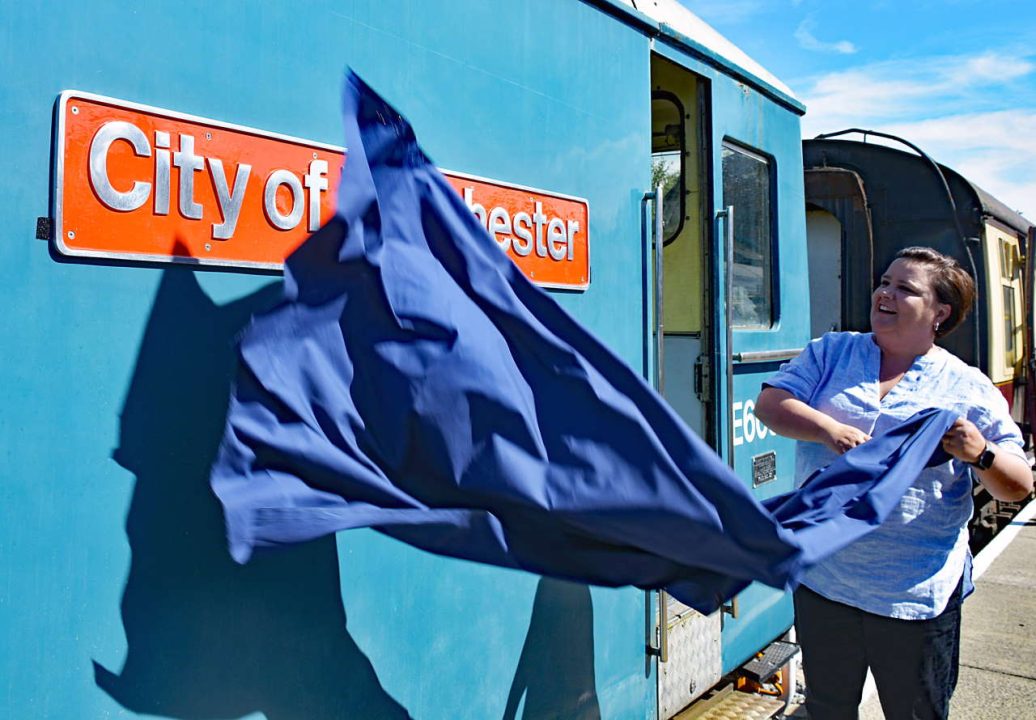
left=766, top=332, right=1025, bottom=619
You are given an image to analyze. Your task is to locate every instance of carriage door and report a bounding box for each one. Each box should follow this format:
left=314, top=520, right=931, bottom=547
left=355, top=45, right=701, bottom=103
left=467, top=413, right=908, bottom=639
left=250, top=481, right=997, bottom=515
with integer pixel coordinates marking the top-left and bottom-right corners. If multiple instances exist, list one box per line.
left=805, top=207, right=843, bottom=336
left=649, top=55, right=722, bottom=719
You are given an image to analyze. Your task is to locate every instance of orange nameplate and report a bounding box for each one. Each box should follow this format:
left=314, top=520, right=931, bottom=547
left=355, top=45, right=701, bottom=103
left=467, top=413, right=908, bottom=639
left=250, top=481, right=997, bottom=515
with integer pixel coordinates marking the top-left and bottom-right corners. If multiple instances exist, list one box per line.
left=54, top=91, right=590, bottom=289
left=55, top=92, right=341, bottom=269
left=444, top=172, right=589, bottom=290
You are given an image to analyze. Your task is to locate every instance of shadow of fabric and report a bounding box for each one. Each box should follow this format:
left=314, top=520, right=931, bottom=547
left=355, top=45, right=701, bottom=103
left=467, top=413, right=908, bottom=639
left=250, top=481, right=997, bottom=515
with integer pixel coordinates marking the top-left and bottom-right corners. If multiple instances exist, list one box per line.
left=94, top=267, right=411, bottom=720
left=503, top=578, right=601, bottom=720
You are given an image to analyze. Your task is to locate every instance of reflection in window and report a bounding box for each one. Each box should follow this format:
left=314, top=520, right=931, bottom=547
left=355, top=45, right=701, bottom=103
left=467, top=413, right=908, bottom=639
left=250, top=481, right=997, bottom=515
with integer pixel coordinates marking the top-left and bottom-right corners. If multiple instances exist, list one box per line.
left=651, top=95, right=684, bottom=245
left=722, top=142, right=774, bottom=327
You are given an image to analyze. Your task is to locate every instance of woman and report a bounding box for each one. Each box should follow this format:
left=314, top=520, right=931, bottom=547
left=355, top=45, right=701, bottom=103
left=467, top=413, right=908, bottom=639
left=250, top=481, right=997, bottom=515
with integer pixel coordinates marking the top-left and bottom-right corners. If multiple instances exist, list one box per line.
left=755, top=246, right=1033, bottom=720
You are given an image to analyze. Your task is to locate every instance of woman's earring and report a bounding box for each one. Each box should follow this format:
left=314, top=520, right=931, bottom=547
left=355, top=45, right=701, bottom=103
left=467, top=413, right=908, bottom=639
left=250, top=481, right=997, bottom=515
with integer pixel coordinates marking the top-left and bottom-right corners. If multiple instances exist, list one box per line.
left=934, top=321, right=941, bottom=334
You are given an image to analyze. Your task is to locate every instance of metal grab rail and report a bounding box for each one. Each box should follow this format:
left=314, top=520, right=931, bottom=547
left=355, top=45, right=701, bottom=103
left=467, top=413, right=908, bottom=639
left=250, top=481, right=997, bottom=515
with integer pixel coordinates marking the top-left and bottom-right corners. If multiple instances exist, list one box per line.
left=643, top=184, right=670, bottom=662
left=654, top=184, right=665, bottom=392
left=716, top=206, right=735, bottom=472
left=717, top=205, right=739, bottom=620
left=732, top=348, right=803, bottom=363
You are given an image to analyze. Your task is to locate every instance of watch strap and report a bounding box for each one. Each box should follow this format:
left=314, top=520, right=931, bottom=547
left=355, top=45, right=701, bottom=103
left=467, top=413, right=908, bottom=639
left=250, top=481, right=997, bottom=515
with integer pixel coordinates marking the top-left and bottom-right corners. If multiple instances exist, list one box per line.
left=968, top=442, right=996, bottom=471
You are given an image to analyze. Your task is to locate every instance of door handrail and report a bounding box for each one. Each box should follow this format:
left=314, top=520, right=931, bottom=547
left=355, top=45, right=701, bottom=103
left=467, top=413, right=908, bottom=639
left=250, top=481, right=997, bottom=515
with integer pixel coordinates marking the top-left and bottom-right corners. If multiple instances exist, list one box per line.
left=732, top=348, right=803, bottom=363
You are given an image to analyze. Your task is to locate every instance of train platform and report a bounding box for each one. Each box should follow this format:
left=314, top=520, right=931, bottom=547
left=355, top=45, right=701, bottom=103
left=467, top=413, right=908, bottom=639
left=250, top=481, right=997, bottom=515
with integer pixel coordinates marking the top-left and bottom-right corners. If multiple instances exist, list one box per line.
left=854, top=498, right=1036, bottom=719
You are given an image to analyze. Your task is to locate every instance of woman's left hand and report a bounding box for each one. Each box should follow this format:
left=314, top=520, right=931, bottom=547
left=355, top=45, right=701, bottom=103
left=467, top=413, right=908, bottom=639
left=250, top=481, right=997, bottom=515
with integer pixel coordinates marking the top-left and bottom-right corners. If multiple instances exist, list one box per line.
left=941, top=417, right=986, bottom=464
left=942, top=416, right=1035, bottom=501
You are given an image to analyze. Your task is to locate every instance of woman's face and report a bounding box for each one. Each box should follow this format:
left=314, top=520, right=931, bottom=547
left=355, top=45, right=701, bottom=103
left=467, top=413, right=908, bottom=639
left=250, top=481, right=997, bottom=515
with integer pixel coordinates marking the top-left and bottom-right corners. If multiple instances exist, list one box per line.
left=870, top=259, right=951, bottom=345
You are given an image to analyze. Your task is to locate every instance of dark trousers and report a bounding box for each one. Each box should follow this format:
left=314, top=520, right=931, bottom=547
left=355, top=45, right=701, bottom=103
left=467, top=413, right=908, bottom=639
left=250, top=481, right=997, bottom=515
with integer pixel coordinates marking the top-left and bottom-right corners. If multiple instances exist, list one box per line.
left=794, top=584, right=963, bottom=720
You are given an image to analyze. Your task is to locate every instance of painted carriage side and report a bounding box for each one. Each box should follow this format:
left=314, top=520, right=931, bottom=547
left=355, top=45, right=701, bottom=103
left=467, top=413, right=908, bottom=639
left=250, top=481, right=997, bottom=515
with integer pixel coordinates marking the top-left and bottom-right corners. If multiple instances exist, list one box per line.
left=649, top=34, right=810, bottom=685
left=0, top=1, right=810, bottom=718
left=631, top=2, right=810, bottom=709
left=1, top=3, right=655, bottom=718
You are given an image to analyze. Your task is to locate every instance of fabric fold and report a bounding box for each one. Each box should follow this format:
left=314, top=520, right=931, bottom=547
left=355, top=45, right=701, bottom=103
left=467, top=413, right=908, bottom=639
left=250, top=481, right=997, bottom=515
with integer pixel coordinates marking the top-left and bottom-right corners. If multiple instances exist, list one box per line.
left=210, top=71, right=960, bottom=613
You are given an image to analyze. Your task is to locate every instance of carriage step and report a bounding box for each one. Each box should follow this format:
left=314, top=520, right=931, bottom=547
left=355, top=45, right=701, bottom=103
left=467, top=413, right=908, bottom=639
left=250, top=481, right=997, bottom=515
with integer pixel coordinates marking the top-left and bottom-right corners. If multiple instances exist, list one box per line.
left=742, top=640, right=800, bottom=682
left=673, top=684, right=785, bottom=720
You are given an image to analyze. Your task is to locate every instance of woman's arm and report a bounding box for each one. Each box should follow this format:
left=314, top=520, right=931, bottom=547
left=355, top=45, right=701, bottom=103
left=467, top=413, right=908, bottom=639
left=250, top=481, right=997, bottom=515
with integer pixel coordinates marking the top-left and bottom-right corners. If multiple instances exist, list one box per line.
left=941, top=418, right=1035, bottom=501
left=754, top=387, right=871, bottom=455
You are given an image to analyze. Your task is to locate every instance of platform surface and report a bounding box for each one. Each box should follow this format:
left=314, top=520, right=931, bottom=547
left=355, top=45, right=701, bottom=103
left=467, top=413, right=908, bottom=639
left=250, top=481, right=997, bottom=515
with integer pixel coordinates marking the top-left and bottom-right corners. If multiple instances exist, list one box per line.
left=858, top=507, right=1036, bottom=719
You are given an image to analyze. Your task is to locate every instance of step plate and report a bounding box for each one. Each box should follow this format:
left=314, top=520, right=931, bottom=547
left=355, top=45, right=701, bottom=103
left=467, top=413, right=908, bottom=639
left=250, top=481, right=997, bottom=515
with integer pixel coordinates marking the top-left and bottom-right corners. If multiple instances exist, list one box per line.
left=674, top=690, right=785, bottom=720
left=742, top=640, right=800, bottom=682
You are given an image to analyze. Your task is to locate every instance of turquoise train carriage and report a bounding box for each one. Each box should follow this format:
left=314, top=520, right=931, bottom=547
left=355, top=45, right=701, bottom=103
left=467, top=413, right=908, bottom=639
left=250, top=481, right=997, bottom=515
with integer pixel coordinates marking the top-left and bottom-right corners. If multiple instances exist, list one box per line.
left=0, top=1, right=811, bottom=717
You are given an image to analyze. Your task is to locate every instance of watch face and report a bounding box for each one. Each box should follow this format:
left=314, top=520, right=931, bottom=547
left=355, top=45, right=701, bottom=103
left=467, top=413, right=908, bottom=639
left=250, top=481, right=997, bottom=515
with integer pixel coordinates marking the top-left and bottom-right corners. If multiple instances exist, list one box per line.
left=975, top=446, right=996, bottom=471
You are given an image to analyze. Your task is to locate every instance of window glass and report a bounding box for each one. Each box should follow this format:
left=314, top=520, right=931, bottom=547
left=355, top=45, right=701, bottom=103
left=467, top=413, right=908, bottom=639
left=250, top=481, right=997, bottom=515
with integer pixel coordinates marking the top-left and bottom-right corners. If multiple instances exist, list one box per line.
left=999, top=238, right=1015, bottom=276
left=1003, top=285, right=1016, bottom=357
left=998, top=237, right=1021, bottom=365
left=722, top=142, right=774, bottom=327
left=651, top=96, right=685, bottom=244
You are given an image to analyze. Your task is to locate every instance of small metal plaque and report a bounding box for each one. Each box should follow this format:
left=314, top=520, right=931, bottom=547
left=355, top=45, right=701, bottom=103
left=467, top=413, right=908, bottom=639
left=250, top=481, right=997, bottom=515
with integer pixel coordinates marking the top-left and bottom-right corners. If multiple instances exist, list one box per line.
left=751, top=451, right=777, bottom=487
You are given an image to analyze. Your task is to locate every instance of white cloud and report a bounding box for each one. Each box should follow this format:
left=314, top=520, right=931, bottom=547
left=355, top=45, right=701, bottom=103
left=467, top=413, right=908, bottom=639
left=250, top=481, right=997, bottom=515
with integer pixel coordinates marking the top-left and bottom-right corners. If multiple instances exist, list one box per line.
left=880, top=112, right=1036, bottom=157
left=798, top=52, right=1036, bottom=219
left=952, top=53, right=1033, bottom=84
left=799, top=51, right=1035, bottom=133
left=880, top=111, right=1036, bottom=219
left=794, top=19, right=857, bottom=55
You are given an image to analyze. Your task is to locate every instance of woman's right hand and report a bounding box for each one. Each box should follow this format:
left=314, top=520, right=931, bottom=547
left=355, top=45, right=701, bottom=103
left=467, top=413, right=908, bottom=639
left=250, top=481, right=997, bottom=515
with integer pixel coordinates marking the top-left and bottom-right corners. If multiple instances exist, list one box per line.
left=819, top=420, right=871, bottom=455
left=755, top=387, right=871, bottom=454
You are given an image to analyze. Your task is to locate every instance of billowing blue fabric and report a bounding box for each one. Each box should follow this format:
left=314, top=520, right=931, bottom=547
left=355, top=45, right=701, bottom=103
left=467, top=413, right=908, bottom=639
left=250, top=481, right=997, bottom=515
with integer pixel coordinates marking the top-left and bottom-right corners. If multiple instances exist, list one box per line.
left=211, top=72, right=959, bottom=614
left=762, top=407, right=953, bottom=567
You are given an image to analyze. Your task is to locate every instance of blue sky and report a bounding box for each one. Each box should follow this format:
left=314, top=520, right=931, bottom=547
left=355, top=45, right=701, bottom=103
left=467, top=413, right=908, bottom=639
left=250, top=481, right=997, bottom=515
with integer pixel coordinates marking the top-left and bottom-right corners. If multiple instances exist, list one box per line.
left=679, top=0, right=1036, bottom=220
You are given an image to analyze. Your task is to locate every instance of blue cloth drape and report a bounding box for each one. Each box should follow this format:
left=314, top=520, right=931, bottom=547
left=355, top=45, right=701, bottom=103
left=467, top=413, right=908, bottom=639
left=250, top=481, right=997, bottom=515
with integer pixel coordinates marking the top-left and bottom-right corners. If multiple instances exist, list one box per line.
left=210, top=72, right=957, bottom=613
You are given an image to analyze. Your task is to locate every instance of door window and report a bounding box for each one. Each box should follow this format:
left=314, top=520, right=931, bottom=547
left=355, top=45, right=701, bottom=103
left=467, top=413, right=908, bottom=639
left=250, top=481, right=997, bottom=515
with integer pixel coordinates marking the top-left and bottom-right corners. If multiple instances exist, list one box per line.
left=652, top=94, right=686, bottom=245
left=722, top=142, right=774, bottom=328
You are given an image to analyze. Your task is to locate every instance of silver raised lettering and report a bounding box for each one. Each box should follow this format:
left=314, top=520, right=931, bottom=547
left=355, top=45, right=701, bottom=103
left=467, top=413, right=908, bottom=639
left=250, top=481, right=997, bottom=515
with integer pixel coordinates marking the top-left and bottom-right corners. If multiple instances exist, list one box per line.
left=209, top=158, right=251, bottom=240
left=89, top=121, right=152, bottom=212
left=153, top=131, right=171, bottom=216
left=547, top=218, right=567, bottom=261
left=533, top=201, right=548, bottom=257
left=304, top=159, right=329, bottom=232
left=463, top=187, right=487, bottom=227
left=264, top=169, right=305, bottom=230
left=172, top=134, right=204, bottom=219
left=488, top=206, right=512, bottom=251
left=566, top=220, right=579, bottom=260
left=512, top=212, right=533, bottom=256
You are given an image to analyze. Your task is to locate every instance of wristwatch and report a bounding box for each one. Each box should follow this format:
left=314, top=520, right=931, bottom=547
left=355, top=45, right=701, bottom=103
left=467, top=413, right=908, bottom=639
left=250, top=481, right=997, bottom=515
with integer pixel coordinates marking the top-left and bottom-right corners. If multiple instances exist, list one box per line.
left=968, top=442, right=996, bottom=471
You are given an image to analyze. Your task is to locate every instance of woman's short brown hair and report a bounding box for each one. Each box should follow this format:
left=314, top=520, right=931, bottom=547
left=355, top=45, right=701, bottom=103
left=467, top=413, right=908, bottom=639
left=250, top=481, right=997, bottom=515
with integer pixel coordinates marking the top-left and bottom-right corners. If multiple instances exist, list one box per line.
left=895, top=246, right=975, bottom=337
